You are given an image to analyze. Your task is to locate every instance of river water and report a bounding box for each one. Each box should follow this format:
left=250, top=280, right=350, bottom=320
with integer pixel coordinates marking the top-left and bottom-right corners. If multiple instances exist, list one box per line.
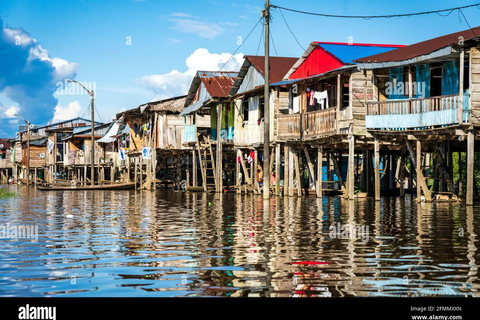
left=0, top=185, right=479, bottom=297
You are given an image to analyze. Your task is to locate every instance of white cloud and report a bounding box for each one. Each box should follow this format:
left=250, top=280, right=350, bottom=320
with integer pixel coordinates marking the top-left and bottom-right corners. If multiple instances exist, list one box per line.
left=0, top=104, right=20, bottom=119
left=169, top=19, right=224, bottom=39
left=139, top=48, right=243, bottom=99
left=52, top=101, right=83, bottom=122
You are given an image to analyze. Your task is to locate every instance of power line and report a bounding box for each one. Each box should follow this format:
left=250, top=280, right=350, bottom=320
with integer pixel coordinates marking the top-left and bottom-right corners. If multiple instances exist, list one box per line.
left=217, top=17, right=262, bottom=72
left=269, top=28, right=279, bottom=57
left=270, top=3, right=480, bottom=19
left=458, top=9, right=478, bottom=38
left=256, top=18, right=265, bottom=56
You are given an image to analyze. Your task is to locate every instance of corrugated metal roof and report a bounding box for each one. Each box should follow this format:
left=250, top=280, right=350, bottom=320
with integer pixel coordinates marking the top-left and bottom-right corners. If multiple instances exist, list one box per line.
left=199, top=71, right=237, bottom=98
left=179, top=101, right=203, bottom=116
left=284, top=41, right=404, bottom=79
left=184, top=71, right=237, bottom=110
left=317, top=42, right=404, bottom=64
left=230, top=55, right=298, bottom=96
left=355, top=26, right=480, bottom=63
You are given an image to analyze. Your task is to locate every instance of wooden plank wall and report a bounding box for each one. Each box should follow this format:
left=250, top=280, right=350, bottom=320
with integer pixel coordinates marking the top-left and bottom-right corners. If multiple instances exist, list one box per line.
left=471, top=46, right=480, bottom=126
left=350, top=69, right=374, bottom=136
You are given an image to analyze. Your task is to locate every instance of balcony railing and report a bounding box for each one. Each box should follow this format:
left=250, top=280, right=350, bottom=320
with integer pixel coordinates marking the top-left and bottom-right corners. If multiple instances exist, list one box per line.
left=366, top=93, right=470, bottom=130
left=277, top=107, right=337, bottom=140
left=303, top=108, right=337, bottom=138
left=277, top=114, right=301, bottom=140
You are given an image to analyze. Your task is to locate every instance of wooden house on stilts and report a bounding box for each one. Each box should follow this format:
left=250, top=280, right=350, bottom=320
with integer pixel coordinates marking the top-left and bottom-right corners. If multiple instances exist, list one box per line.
left=355, top=26, right=480, bottom=204
left=272, top=42, right=404, bottom=198
left=228, top=55, right=297, bottom=194
left=116, top=95, right=188, bottom=190
left=181, top=71, right=237, bottom=192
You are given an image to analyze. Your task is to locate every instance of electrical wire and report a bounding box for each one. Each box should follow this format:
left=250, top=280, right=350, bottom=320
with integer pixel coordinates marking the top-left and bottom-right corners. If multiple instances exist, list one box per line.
left=256, top=19, right=265, bottom=57
left=458, top=9, right=478, bottom=38
left=270, top=3, right=480, bottom=19
left=217, top=17, right=262, bottom=72
left=269, top=28, right=279, bottom=57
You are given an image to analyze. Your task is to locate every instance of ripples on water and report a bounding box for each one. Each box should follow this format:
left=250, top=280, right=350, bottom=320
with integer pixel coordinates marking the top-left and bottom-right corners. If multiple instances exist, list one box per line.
left=0, top=185, right=479, bottom=297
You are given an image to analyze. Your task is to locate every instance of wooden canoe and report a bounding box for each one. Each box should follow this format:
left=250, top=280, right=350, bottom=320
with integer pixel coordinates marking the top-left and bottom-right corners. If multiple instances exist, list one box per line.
left=37, top=182, right=137, bottom=191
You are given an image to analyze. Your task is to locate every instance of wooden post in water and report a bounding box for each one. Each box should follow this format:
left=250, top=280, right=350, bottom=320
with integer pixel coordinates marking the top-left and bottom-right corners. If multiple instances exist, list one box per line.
left=399, top=153, right=406, bottom=197
left=316, top=147, right=323, bottom=198
left=284, top=145, right=289, bottom=197
left=192, top=147, right=197, bottom=188
left=216, top=103, right=223, bottom=193
left=236, top=149, right=241, bottom=194
left=467, top=130, right=474, bottom=205
left=458, top=151, right=463, bottom=195
left=288, top=146, right=294, bottom=197
left=275, top=144, right=280, bottom=196
left=374, top=138, right=380, bottom=201
left=294, top=149, right=302, bottom=197
left=348, top=135, right=355, bottom=199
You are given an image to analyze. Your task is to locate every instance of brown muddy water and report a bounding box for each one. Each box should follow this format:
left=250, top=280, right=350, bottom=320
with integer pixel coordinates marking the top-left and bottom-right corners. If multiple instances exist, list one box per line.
left=0, top=185, right=479, bottom=297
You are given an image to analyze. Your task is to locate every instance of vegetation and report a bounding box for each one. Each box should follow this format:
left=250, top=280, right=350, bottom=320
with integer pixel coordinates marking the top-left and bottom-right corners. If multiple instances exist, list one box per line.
left=0, top=189, right=16, bottom=198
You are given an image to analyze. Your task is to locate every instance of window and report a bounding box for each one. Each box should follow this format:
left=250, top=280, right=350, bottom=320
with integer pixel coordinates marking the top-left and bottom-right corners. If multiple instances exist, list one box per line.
left=402, top=66, right=416, bottom=97
left=430, top=63, right=442, bottom=97
left=242, top=99, right=249, bottom=122
left=376, top=68, right=389, bottom=101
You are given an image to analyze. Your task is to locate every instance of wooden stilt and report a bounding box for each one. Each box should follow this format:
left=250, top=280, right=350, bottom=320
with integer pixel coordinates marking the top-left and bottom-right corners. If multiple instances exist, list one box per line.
left=254, top=149, right=260, bottom=194
left=294, top=150, right=302, bottom=197
left=458, top=151, right=463, bottom=195
left=406, top=140, right=431, bottom=202
left=348, top=135, right=355, bottom=199
left=433, top=145, right=457, bottom=195
left=192, top=147, right=197, bottom=187
left=331, top=152, right=344, bottom=192
left=186, top=154, right=190, bottom=189
left=239, top=149, right=252, bottom=186
left=374, top=138, right=380, bottom=201
left=284, top=145, right=289, bottom=196
left=399, top=153, right=406, bottom=197
left=316, top=147, right=323, bottom=198
left=215, top=103, right=223, bottom=193
left=288, top=146, right=294, bottom=197
left=275, top=144, right=280, bottom=196
left=466, top=130, right=474, bottom=205
left=236, top=149, right=241, bottom=194
left=303, top=147, right=315, bottom=196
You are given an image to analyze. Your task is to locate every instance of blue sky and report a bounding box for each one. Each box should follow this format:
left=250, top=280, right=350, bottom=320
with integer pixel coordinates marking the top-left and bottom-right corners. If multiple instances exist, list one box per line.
left=0, top=0, right=479, bottom=137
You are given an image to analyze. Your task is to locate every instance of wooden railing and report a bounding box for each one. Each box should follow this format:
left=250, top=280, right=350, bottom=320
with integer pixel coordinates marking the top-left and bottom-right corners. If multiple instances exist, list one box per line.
left=277, top=114, right=301, bottom=140
left=366, top=93, right=470, bottom=130
left=303, top=107, right=337, bottom=137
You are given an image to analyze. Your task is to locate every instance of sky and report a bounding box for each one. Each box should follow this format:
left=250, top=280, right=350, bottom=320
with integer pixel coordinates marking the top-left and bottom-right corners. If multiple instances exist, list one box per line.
left=0, top=0, right=479, bottom=137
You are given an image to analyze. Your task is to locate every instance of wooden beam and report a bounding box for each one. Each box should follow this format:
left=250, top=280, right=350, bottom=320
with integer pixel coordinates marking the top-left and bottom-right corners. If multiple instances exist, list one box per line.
left=316, top=147, right=323, bottom=198
left=331, top=153, right=345, bottom=191
left=197, top=144, right=207, bottom=192
left=406, top=140, right=431, bottom=202
left=284, top=145, right=289, bottom=196
left=303, top=147, right=316, bottom=194
left=238, top=149, right=252, bottom=185
left=216, top=103, right=223, bottom=193
left=467, top=130, right=474, bottom=205
left=294, top=150, right=302, bottom=197
left=192, top=147, right=197, bottom=187
left=433, top=145, right=457, bottom=196
left=288, top=146, right=294, bottom=197
left=275, top=144, right=280, bottom=196
left=374, top=138, right=380, bottom=201
left=347, top=134, right=354, bottom=199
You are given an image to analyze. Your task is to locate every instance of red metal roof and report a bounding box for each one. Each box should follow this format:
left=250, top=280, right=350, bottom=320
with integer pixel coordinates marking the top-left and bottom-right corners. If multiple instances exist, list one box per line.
left=244, top=56, right=298, bottom=83
left=355, top=26, right=480, bottom=63
left=198, top=71, right=237, bottom=98
left=0, top=138, right=12, bottom=150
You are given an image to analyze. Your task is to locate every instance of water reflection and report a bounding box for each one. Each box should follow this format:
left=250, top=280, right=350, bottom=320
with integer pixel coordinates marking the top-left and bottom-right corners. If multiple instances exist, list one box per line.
left=0, top=185, right=479, bottom=297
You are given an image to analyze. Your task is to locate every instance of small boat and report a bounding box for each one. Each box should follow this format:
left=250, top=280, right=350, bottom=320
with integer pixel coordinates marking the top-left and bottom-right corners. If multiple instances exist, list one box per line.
left=37, top=182, right=137, bottom=191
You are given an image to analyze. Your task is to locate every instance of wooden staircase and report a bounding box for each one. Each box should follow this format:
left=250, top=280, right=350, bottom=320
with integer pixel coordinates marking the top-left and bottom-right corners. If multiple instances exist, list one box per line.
left=197, top=136, right=216, bottom=192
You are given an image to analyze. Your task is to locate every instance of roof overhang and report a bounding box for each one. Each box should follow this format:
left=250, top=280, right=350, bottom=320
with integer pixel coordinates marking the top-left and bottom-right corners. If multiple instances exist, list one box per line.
left=356, top=46, right=454, bottom=70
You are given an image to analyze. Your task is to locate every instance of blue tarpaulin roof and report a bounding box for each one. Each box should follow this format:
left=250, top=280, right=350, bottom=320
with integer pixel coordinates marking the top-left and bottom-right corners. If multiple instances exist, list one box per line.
left=319, top=43, right=404, bottom=64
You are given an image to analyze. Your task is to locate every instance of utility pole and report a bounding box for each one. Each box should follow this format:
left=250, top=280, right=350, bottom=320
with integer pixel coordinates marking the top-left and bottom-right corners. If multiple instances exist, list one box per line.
left=15, top=113, right=31, bottom=186
left=263, top=0, right=270, bottom=199
left=67, top=79, right=95, bottom=186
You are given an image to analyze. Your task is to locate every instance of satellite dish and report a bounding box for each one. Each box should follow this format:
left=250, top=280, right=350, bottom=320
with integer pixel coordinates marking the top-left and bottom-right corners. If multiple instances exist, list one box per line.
left=39, top=153, right=45, bottom=159
left=29, top=124, right=35, bottom=129
left=0, top=144, right=4, bottom=149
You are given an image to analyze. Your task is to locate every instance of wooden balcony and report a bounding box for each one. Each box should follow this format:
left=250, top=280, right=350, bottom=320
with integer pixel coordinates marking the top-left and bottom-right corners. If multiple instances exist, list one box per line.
left=366, top=93, right=470, bottom=131
left=277, top=114, right=301, bottom=140
left=0, top=159, right=12, bottom=169
left=303, top=108, right=337, bottom=138
left=277, top=107, right=338, bottom=141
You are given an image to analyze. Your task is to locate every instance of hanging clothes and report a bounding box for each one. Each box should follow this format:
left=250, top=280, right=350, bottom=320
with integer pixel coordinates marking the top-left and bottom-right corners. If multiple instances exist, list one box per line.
left=293, top=96, right=300, bottom=113
left=133, top=123, right=138, bottom=137
left=314, top=91, right=329, bottom=109
left=309, top=89, right=316, bottom=106
left=248, top=151, right=255, bottom=164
